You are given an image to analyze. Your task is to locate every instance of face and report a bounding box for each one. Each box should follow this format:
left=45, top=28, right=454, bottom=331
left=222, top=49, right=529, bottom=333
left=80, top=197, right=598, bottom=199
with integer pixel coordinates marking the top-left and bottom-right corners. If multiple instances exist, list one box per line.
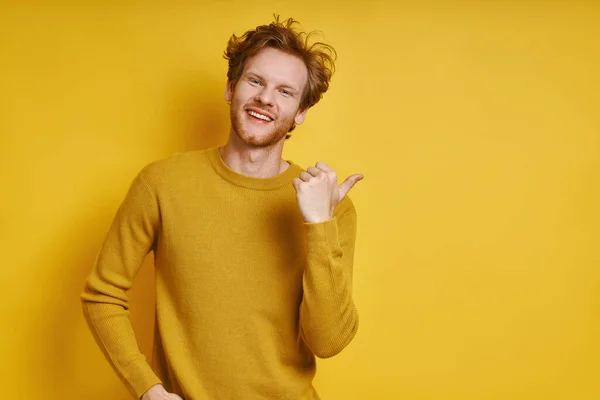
left=225, top=47, right=309, bottom=148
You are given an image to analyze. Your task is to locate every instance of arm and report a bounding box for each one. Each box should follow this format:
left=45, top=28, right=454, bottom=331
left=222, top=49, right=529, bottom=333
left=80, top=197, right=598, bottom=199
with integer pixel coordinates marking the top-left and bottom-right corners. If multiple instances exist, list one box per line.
left=292, top=161, right=363, bottom=358
left=299, top=208, right=359, bottom=358
left=80, top=165, right=163, bottom=398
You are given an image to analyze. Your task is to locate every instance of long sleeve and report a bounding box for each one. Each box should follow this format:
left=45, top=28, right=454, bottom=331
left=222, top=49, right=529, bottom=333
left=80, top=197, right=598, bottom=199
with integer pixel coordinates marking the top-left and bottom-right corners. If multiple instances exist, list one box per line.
left=299, top=204, right=359, bottom=359
left=80, top=165, right=162, bottom=399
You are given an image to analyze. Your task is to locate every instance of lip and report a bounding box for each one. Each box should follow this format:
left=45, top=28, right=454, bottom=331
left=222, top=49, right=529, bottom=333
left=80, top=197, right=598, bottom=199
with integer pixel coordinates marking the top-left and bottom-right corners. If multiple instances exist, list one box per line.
left=245, top=107, right=275, bottom=121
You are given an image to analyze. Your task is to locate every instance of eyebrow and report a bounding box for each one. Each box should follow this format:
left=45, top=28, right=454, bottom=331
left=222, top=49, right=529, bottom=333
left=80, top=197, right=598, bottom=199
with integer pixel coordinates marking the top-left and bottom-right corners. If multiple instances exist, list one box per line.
left=245, top=71, right=300, bottom=94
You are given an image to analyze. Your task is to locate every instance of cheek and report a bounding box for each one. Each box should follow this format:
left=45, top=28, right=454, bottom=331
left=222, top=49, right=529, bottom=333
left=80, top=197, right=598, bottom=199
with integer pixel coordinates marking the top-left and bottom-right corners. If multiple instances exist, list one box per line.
left=237, top=83, right=259, bottom=100
left=282, top=100, right=302, bottom=118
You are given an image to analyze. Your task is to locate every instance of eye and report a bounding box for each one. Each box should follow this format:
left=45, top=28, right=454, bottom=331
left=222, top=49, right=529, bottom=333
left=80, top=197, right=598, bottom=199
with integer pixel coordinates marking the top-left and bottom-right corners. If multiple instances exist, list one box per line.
left=249, top=78, right=262, bottom=86
left=279, top=89, right=292, bottom=96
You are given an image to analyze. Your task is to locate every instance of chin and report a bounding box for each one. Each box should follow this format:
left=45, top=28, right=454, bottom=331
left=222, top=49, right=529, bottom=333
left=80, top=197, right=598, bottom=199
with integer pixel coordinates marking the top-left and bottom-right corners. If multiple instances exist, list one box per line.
left=231, top=110, right=291, bottom=148
left=244, top=134, right=284, bottom=148
left=236, top=125, right=286, bottom=148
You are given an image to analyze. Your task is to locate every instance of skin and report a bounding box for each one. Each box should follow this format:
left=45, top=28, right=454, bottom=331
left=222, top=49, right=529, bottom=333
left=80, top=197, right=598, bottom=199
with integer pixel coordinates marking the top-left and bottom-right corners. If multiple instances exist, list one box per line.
left=220, top=46, right=309, bottom=178
left=142, top=46, right=363, bottom=400
left=219, top=46, right=363, bottom=222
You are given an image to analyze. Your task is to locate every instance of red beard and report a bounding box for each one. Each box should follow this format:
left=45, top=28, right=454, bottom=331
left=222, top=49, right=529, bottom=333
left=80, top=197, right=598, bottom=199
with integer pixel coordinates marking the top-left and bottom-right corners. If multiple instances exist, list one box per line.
left=230, top=103, right=295, bottom=147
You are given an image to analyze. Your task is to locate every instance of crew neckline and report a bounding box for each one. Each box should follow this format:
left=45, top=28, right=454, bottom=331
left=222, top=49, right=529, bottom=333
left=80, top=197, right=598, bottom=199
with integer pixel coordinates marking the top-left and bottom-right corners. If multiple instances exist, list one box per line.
left=207, top=146, right=300, bottom=190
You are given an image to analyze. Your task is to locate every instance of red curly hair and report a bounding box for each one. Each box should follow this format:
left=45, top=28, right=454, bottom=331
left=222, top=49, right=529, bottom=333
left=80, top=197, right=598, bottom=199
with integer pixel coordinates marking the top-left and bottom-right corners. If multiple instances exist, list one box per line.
left=224, top=16, right=336, bottom=137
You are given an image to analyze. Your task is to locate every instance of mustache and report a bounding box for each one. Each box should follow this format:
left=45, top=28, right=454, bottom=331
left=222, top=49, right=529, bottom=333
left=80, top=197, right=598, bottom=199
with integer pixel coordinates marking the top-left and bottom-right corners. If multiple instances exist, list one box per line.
left=245, top=104, right=274, bottom=115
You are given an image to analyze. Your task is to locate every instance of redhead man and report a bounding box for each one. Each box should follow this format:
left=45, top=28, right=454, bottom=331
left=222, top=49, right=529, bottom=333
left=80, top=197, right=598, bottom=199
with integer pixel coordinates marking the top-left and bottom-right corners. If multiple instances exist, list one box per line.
left=81, top=16, right=363, bottom=400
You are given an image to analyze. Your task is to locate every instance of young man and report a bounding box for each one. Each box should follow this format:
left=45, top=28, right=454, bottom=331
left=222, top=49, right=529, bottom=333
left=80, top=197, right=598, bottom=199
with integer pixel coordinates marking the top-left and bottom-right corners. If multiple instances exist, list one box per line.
left=81, top=17, right=363, bottom=400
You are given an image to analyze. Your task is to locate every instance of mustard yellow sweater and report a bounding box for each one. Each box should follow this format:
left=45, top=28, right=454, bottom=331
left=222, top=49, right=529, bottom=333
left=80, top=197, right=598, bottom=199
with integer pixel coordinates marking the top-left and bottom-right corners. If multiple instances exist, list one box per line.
left=81, top=147, right=359, bottom=400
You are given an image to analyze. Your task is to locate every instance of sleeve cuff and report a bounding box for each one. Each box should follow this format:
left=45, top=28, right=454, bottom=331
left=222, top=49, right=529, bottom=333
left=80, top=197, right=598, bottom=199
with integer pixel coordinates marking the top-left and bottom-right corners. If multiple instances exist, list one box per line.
left=128, top=363, right=162, bottom=399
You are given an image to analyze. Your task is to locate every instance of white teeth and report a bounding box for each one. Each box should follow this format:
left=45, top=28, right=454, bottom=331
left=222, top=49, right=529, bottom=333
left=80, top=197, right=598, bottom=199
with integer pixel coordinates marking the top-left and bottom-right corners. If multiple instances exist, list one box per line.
left=248, top=110, right=272, bottom=121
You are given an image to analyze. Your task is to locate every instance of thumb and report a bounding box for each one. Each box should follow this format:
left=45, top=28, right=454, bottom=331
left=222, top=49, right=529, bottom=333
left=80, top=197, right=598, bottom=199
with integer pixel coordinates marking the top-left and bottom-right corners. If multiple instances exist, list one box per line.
left=338, top=174, right=364, bottom=199
left=167, top=394, right=184, bottom=400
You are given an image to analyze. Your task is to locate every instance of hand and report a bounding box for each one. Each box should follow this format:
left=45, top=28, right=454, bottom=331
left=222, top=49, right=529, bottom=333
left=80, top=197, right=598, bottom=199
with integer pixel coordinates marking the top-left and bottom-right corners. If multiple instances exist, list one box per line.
left=292, top=161, right=363, bottom=223
left=140, top=384, right=184, bottom=400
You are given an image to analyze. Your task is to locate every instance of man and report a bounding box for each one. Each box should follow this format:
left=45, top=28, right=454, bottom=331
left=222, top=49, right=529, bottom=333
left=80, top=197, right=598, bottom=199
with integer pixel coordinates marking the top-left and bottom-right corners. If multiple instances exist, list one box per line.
left=81, top=16, right=363, bottom=400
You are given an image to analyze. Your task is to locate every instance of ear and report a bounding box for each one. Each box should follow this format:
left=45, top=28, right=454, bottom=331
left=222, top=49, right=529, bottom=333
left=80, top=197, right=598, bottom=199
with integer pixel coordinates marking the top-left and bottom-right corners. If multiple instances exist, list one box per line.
left=225, top=80, right=233, bottom=102
left=294, top=107, right=308, bottom=125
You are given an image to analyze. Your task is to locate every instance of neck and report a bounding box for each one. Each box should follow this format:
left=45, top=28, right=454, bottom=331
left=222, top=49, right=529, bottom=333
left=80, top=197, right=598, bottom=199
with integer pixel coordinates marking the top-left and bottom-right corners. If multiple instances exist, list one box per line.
left=219, top=134, right=289, bottom=178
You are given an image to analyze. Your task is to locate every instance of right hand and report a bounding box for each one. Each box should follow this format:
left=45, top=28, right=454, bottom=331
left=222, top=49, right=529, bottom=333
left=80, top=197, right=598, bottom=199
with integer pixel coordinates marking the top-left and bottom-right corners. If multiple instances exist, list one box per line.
left=140, top=384, right=184, bottom=400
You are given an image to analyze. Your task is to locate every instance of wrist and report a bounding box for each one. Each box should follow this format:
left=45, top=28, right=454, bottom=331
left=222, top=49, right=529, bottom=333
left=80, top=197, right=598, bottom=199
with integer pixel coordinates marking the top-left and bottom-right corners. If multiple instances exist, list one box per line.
left=140, top=384, right=164, bottom=400
left=303, top=214, right=333, bottom=224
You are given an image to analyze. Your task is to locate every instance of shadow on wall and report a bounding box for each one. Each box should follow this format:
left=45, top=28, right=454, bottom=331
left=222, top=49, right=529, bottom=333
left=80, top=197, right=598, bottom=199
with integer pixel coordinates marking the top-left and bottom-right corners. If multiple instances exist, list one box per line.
left=40, top=74, right=230, bottom=399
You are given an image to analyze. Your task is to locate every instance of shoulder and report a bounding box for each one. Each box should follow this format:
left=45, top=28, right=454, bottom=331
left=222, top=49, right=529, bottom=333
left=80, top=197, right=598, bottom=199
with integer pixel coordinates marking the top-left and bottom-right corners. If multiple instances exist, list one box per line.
left=137, top=148, right=214, bottom=188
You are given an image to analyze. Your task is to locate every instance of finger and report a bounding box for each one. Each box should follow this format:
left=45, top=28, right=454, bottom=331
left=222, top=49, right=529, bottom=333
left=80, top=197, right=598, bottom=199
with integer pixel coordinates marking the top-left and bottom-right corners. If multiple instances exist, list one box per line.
left=314, top=162, right=337, bottom=182
left=338, top=174, right=364, bottom=199
left=299, top=171, right=312, bottom=182
left=306, top=166, right=323, bottom=177
left=292, top=177, right=303, bottom=191
left=315, top=161, right=334, bottom=173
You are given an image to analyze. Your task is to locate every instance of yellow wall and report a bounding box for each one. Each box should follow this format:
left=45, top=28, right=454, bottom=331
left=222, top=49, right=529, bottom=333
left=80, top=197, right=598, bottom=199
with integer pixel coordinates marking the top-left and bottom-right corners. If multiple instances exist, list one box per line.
left=1, top=1, right=599, bottom=399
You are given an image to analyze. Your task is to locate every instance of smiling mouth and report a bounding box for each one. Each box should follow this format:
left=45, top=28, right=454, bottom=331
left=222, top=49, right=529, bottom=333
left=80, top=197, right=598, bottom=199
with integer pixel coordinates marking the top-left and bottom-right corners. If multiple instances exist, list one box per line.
left=247, top=110, right=273, bottom=122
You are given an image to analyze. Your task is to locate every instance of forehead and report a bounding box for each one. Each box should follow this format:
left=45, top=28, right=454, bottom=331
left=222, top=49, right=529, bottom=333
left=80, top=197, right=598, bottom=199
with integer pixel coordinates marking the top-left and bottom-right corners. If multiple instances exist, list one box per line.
left=243, top=47, right=308, bottom=90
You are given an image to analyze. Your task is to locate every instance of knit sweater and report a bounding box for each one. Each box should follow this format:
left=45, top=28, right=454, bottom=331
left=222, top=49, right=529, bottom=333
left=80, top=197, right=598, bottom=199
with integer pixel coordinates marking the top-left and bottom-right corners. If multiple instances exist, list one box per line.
left=80, top=146, right=359, bottom=400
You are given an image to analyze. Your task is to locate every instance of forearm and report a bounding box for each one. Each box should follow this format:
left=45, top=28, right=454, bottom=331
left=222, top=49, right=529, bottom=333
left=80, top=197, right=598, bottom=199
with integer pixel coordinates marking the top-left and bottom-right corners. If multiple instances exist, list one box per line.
left=299, top=214, right=359, bottom=358
left=81, top=298, right=161, bottom=398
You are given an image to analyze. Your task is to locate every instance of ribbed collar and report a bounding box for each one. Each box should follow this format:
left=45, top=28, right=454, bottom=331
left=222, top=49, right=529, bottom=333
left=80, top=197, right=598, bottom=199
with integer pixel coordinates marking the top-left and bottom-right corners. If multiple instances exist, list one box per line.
left=207, top=146, right=300, bottom=190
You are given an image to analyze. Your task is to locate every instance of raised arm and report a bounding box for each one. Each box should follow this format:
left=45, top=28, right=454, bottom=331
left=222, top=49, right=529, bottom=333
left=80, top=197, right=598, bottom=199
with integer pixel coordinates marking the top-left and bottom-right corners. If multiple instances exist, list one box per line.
left=299, top=209, right=359, bottom=358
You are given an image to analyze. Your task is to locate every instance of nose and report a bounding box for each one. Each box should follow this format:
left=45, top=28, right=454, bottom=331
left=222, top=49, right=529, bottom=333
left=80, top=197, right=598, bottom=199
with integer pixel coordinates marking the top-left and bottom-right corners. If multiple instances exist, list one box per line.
left=254, top=87, right=274, bottom=106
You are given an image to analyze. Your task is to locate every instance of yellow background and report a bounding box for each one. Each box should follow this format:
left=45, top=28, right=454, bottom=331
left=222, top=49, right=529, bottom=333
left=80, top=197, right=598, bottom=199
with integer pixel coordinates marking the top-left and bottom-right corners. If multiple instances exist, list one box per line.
left=1, top=1, right=599, bottom=399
